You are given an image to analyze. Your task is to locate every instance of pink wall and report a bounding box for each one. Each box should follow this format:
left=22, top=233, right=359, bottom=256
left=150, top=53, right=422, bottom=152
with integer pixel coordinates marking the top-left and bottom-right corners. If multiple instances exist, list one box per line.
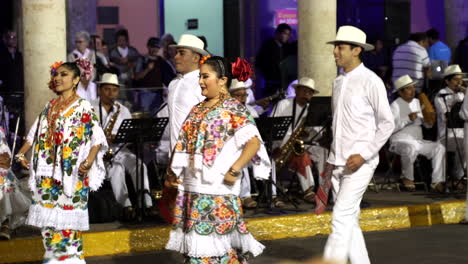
left=97, top=0, right=160, bottom=53
left=410, top=0, right=446, bottom=40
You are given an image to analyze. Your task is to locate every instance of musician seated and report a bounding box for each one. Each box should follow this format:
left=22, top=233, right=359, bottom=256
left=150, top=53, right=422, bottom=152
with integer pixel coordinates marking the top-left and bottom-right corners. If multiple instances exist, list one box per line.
left=390, top=75, right=446, bottom=192
left=230, top=79, right=260, bottom=208
left=434, top=65, right=466, bottom=188
left=91, top=73, right=155, bottom=220
left=270, top=77, right=320, bottom=205
left=244, top=78, right=269, bottom=116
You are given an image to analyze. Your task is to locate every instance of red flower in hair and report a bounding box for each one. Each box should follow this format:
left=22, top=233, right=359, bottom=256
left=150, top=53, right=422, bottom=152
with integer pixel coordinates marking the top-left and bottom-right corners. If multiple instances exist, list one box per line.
left=75, top=58, right=94, bottom=81
left=231, top=57, right=252, bottom=82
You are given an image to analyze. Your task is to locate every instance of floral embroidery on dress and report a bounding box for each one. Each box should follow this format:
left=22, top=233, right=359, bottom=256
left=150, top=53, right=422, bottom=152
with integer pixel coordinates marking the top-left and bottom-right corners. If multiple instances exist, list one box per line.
left=173, top=191, right=249, bottom=236
left=42, top=227, right=84, bottom=262
left=185, top=249, right=249, bottom=264
left=32, top=98, right=99, bottom=177
left=34, top=176, right=89, bottom=211
left=174, top=98, right=259, bottom=168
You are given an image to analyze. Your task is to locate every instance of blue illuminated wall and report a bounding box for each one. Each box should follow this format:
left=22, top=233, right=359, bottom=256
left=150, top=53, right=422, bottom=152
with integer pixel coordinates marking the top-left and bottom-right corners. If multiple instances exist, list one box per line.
left=164, top=0, right=224, bottom=56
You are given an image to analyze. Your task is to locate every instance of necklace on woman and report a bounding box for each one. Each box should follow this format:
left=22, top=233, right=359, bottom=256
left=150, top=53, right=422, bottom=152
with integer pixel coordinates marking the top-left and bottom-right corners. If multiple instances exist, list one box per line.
left=46, top=93, right=79, bottom=148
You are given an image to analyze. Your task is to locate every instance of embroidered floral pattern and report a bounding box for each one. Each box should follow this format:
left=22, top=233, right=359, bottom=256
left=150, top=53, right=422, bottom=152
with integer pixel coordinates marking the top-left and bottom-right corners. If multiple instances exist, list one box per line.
left=174, top=98, right=259, bottom=168
left=33, top=176, right=89, bottom=211
left=173, top=191, right=249, bottom=236
left=42, top=227, right=84, bottom=262
left=33, top=99, right=98, bottom=177
left=186, top=249, right=249, bottom=264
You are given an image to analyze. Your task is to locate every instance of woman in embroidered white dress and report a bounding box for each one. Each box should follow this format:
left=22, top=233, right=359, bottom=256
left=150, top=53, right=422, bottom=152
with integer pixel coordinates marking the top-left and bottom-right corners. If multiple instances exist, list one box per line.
left=0, top=127, right=30, bottom=240
left=15, top=61, right=107, bottom=264
left=165, top=56, right=271, bottom=263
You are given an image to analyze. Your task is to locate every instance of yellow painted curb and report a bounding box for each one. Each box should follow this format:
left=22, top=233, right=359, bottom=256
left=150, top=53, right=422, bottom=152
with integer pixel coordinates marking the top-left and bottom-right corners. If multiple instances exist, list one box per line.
left=0, top=200, right=465, bottom=263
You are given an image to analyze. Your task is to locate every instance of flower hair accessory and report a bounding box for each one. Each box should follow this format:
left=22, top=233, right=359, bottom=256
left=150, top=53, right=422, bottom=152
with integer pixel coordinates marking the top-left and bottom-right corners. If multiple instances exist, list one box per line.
left=74, top=58, right=94, bottom=81
left=231, top=57, right=252, bottom=82
left=50, top=61, right=64, bottom=76
left=199, top=55, right=211, bottom=65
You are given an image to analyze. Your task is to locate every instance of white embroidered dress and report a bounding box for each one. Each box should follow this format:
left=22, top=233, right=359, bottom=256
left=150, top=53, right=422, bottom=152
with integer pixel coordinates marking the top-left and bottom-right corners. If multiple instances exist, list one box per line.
left=25, top=99, right=107, bottom=231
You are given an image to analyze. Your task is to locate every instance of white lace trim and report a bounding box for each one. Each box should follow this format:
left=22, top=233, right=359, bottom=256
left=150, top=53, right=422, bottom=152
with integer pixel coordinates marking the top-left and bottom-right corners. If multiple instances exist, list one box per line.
left=26, top=204, right=89, bottom=231
left=233, top=124, right=271, bottom=180
left=87, top=127, right=108, bottom=191
left=165, top=228, right=265, bottom=258
left=171, top=124, right=271, bottom=182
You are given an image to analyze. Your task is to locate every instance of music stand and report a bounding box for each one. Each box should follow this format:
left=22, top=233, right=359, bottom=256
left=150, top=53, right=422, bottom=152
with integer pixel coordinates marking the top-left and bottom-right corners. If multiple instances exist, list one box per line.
left=442, top=96, right=465, bottom=192
left=254, top=116, right=297, bottom=213
left=114, top=117, right=169, bottom=221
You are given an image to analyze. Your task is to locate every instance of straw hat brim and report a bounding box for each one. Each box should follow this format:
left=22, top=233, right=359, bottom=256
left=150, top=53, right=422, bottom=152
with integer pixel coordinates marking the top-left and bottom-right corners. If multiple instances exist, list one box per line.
left=443, top=72, right=467, bottom=78
left=169, top=44, right=209, bottom=56
left=96, top=81, right=123, bottom=87
left=292, top=83, right=319, bottom=94
left=326, top=40, right=374, bottom=51
left=392, top=80, right=419, bottom=93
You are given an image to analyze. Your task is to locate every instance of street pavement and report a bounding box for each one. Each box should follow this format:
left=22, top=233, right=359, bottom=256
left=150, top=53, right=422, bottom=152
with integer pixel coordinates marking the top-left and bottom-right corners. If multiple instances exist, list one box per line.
left=78, top=224, right=468, bottom=264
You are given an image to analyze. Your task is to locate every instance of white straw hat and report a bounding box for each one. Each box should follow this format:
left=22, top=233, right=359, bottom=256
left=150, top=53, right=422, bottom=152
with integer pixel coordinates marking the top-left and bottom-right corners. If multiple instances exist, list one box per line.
left=169, top=34, right=209, bottom=56
left=229, top=79, right=247, bottom=92
left=96, top=73, right=122, bottom=87
left=443, top=64, right=466, bottom=78
left=393, top=75, right=418, bottom=93
left=292, top=77, right=319, bottom=94
left=327, top=25, right=374, bottom=51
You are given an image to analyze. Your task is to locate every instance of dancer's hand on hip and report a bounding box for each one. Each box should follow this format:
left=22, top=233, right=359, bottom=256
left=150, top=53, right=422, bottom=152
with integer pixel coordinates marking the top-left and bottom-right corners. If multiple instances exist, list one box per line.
left=346, top=154, right=365, bottom=171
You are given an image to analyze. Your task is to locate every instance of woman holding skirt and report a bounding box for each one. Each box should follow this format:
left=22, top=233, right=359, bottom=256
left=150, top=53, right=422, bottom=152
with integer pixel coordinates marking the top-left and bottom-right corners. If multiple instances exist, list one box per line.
left=165, top=56, right=271, bottom=263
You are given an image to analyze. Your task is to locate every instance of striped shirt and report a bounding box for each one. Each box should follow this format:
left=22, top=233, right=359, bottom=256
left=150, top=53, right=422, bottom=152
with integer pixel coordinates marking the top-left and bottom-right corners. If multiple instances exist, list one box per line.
left=392, top=41, right=431, bottom=90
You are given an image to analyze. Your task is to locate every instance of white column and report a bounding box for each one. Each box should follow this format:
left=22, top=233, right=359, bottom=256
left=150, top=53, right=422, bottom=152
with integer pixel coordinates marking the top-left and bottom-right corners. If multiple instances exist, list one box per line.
left=22, top=0, right=67, bottom=130
left=297, top=0, right=337, bottom=96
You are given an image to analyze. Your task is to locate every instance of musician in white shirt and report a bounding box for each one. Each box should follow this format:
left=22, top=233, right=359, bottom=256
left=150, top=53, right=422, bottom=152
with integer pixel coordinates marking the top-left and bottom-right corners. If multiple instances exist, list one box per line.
left=167, top=35, right=208, bottom=152
left=435, top=65, right=466, bottom=185
left=229, top=79, right=260, bottom=208
left=91, top=74, right=154, bottom=220
left=323, top=26, right=395, bottom=264
left=270, top=77, right=319, bottom=205
left=389, top=75, right=445, bottom=192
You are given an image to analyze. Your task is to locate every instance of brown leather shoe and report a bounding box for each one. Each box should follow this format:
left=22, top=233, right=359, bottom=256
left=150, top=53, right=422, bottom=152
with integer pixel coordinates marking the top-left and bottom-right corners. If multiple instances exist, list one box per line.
left=401, top=177, right=416, bottom=192
left=431, top=182, right=445, bottom=193
left=273, top=197, right=285, bottom=208
left=242, top=197, right=257, bottom=209
left=303, top=187, right=316, bottom=203
left=0, top=224, right=10, bottom=240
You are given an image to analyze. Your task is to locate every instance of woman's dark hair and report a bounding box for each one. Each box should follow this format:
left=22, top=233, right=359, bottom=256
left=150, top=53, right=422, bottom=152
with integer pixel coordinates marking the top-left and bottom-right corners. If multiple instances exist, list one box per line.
left=203, top=56, right=233, bottom=88
left=115, top=29, right=129, bottom=42
left=60, top=62, right=81, bottom=79
left=49, top=62, right=81, bottom=94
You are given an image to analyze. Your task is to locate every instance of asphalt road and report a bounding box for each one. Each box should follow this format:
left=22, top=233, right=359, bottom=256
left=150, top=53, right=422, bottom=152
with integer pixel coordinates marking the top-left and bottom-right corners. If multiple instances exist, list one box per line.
left=25, top=224, right=468, bottom=264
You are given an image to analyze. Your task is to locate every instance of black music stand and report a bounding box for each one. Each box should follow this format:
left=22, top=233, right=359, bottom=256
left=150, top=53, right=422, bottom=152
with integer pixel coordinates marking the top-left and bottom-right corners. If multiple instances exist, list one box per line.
left=254, top=116, right=298, bottom=213
left=442, top=96, right=465, bottom=192
left=114, top=117, right=168, bottom=221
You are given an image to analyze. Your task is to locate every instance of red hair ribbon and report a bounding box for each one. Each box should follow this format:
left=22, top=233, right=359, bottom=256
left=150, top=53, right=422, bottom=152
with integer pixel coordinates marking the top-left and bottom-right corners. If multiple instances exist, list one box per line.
left=231, top=57, right=252, bottom=82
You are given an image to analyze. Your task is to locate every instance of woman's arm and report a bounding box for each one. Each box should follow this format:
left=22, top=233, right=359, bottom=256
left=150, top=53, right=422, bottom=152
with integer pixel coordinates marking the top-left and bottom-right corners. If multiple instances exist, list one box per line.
left=78, top=144, right=101, bottom=175
left=224, top=136, right=260, bottom=185
left=16, top=141, right=32, bottom=169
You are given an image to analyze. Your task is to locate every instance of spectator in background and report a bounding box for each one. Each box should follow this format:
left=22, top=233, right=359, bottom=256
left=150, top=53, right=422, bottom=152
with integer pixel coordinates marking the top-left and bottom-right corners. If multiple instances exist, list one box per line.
left=427, top=28, right=451, bottom=64
left=67, top=31, right=97, bottom=80
left=134, top=37, right=176, bottom=112
left=109, top=29, right=140, bottom=87
left=157, top=33, right=175, bottom=61
left=392, top=32, right=432, bottom=93
left=454, top=36, right=468, bottom=72
left=0, top=30, right=24, bottom=94
left=363, top=39, right=390, bottom=78
left=90, top=34, right=112, bottom=79
left=256, top=23, right=292, bottom=97
left=100, top=40, right=119, bottom=75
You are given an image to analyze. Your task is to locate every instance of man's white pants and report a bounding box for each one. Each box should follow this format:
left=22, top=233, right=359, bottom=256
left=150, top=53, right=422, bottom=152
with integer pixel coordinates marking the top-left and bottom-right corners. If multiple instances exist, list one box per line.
left=324, top=159, right=378, bottom=264
left=107, top=150, right=152, bottom=208
left=390, top=139, right=445, bottom=183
